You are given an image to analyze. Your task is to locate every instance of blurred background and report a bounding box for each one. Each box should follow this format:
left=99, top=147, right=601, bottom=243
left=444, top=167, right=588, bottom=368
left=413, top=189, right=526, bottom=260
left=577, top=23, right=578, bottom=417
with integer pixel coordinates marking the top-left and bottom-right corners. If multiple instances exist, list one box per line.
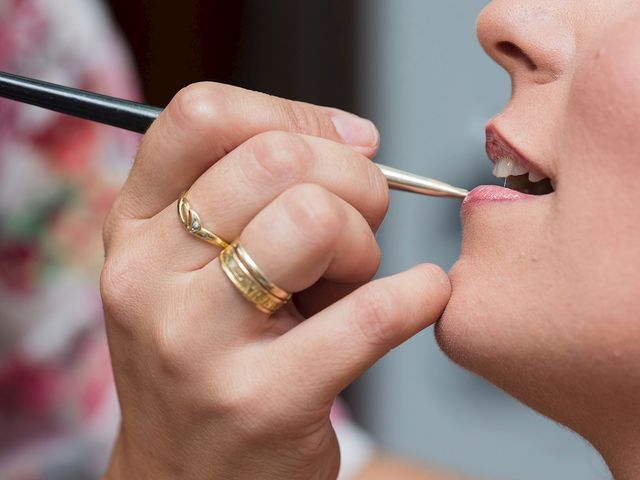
left=0, top=0, right=609, bottom=478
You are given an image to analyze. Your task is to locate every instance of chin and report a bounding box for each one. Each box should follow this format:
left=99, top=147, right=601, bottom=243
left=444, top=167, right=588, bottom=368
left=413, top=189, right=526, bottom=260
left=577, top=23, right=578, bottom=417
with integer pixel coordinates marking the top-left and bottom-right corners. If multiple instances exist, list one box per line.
left=433, top=207, right=571, bottom=426
left=435, top=256, right=500, bottom=380
left=435, top=257, right=555, bottom=425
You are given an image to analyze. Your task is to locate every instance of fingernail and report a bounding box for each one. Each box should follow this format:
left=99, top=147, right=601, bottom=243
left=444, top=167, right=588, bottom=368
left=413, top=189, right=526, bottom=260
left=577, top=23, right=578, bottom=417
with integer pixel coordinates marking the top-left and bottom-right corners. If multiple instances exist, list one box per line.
left=331, top=111, right=379, bottom=150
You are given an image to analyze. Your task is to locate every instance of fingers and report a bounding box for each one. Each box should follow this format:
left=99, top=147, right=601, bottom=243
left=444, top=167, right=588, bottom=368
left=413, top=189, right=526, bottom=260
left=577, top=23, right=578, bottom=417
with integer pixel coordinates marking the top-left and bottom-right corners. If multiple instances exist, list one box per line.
left=240, top=184, right=380, bottom=291
left=191, top=183, right=380, bottom=338
left=155, top=131, right=389, bottom=272
left=112, top=82, right=379, bottom=223
left=268, top=264, right=451, bottom=403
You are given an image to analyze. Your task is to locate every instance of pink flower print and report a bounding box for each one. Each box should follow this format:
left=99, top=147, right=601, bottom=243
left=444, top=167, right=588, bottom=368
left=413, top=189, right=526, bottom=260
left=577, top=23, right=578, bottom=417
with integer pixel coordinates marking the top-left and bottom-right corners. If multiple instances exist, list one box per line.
left=31, top=114, right=98, bottom=173
left=0, top=0, right=46, bottom=68
left=0, top=241, right=39, bottom=293
left=75, top=339, right=113, bottom=420
left=0, top=356, right=60, bottom=419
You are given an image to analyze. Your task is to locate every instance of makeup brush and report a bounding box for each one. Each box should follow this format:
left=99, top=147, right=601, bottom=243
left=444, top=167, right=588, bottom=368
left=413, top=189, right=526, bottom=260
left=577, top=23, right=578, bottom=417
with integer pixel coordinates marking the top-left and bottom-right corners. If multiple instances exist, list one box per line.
left=0, top=71, right=468, bottom=199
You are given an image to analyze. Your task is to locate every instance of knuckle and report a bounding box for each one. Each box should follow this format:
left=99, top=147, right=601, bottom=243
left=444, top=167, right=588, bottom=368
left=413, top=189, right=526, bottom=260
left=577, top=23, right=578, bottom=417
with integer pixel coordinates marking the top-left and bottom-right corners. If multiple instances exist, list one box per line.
left=351, top=287, right=398, bottom=349
left=281, top=99, right=331, bottom=137
left=246, top=131, right=311, bottom=184
left=100, top=254, right=138, bottom=319
left=280, top=184, right=344, bottom=245
left=169, top=82, right=226, bottom=132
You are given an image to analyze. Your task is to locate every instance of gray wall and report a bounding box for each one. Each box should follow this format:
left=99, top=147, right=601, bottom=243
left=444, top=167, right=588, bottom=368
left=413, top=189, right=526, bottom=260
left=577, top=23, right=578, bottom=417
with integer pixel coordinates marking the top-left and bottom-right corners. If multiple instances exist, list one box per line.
left=353, top=2, right=610, bottom=478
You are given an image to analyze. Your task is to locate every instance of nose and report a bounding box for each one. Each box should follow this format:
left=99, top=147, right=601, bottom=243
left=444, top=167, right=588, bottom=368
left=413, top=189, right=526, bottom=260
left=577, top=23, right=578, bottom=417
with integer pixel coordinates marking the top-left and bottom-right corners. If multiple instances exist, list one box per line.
left=476, top=0, right=575, bottom=85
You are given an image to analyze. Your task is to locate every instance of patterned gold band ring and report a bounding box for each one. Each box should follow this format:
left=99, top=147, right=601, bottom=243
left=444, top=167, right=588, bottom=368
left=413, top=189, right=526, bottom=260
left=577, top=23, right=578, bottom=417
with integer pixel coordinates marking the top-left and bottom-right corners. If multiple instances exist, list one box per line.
left=178, top=192, right=230, bottom=250
left=219, top=241, right=292, bottom=315
left=233, top=242, right=290, bottom=301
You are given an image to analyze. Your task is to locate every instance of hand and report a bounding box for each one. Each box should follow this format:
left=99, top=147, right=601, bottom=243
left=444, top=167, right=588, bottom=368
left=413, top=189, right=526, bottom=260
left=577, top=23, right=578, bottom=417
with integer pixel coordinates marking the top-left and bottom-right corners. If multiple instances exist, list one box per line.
left=101, top=83, right=451, bottom=479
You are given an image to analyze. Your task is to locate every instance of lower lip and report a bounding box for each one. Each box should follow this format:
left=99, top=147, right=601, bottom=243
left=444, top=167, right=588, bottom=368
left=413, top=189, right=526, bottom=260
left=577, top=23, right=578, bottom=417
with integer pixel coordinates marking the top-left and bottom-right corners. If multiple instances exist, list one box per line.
left=463, top=185, right=534, bottom=208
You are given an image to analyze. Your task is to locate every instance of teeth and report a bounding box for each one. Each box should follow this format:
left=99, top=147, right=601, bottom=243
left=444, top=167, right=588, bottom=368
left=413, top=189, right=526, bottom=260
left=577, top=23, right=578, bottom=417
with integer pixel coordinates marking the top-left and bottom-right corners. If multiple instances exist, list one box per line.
left=492, top=157, right=528, bottom=178
left=491, top=156, right=555, bottom=194
left=528, top=170, right=546, bottom=183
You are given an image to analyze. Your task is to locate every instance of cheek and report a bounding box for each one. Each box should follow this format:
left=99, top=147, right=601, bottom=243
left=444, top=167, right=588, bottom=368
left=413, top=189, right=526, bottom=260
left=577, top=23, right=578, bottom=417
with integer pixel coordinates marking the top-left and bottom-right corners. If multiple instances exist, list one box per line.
left=562, top=16, right=640, bottom=193
left=558, top=16, right=640, bottom=314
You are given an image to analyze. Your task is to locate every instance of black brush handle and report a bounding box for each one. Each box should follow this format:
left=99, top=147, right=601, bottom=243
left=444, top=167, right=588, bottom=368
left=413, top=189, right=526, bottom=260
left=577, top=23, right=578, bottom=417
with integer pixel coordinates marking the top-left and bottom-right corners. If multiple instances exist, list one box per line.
left=0, top=71, right=162, bottom=134
left=0, top=72, right=469, bottom=199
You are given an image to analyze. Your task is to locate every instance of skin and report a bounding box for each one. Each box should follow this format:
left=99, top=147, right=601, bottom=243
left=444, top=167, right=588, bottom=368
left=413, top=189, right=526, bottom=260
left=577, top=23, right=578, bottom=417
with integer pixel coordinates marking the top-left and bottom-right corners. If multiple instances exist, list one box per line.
left=102, top=1, right=640, bottom=478
left=437, top=0, right=640, bottom=478
left=100, top=84, right=450, bottom=479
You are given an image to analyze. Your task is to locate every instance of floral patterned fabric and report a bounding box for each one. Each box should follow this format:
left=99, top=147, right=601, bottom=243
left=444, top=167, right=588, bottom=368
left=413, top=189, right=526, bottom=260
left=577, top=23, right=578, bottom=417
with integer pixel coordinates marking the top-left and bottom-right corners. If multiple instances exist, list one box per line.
left=0, top=1, right=374, bottom=478
left=0, top=0, right=140, bottom=478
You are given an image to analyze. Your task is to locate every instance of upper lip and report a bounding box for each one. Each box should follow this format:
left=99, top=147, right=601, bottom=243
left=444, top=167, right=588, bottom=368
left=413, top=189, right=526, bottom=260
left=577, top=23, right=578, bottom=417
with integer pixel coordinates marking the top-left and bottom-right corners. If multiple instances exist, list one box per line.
left=485, top=124, right=549, bottom=179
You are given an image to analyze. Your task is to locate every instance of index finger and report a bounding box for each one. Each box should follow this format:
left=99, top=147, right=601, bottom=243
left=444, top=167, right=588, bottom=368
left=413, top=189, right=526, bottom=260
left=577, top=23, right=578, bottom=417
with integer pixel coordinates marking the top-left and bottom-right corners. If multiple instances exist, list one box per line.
left=113, top=82, right=379, bottom=222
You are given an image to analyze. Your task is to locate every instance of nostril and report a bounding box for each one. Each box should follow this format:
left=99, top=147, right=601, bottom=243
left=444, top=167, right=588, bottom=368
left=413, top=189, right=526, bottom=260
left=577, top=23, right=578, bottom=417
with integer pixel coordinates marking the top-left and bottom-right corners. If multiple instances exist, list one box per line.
left=496, top=41, right=538, bottom=71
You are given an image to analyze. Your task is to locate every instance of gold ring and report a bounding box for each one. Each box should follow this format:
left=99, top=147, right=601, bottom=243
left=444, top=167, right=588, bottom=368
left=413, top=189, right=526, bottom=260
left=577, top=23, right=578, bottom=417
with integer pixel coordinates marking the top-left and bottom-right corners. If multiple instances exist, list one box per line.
left=234, top=242, right=290, bottom=301
left=219, top=241, right=292, bottom=314
left=178, top=192, right=230, bottom=249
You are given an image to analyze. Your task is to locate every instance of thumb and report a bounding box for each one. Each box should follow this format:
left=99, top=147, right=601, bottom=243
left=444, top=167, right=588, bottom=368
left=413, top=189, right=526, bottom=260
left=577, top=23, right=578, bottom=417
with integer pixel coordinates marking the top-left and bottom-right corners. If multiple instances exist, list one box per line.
left=269, top=264, right=451, bottom=405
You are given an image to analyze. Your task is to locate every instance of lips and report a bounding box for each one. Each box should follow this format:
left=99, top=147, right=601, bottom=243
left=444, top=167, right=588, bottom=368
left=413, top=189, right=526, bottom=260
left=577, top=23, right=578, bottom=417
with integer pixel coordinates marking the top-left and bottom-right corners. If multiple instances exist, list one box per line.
left=464, top=125, right=555, bottom=206
left=464, top=185, right=530, bottom=204
left=486, top=126, right=535, bottom=173
left=486, top=125, right=552, bottom=180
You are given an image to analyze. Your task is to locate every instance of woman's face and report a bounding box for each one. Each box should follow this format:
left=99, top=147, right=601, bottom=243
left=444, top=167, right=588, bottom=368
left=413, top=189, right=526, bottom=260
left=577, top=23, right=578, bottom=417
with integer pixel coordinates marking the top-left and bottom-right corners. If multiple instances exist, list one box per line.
left=437, top=0, right=640, bottom=458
